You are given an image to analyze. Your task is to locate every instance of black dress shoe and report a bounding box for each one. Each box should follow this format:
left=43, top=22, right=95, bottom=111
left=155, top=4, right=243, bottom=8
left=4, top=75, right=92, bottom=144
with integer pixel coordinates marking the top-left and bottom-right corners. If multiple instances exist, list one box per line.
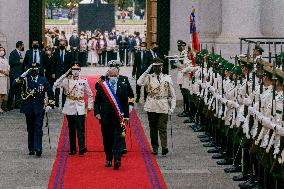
left=152, top=148, right=158, bottom=155
left=35, top=150, right=42, bottom=157
left=217, top=158, right=233, bottom=165
left=200, top=137, right=210, bottom=142
left=69, top=151, right=76, bottom=155
left=207, top=148, right=219, bottom=153
left=239, top=176, right=257, bottom=189
left=114, top=161, right=121, bottom=170
left=162, top=148, right=169, bottom=156
left=233, top=173, right=250, bottom=181
left=105, top=161, right=112, bottom=167
left=203, top=142, right=216, bottom=148
left=194, top=126, right=204, bottom=132
left=224, top=165, right=242, bottom=173
left=212, top=153, right=225, bottom=159
left=197, top=134, right=208, bottom=138
left=6, top=107, right=13, bottom=111
left=121, top=149, right=127, bottom=155
left=79, top=147, right=87, bottom=155
left=29, top=151, right=35, bottom=155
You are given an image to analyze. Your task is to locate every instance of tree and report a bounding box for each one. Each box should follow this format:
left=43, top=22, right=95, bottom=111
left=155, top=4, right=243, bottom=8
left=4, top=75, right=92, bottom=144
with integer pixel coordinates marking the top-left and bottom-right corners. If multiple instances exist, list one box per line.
left=46, top=0, right=81, bottom=19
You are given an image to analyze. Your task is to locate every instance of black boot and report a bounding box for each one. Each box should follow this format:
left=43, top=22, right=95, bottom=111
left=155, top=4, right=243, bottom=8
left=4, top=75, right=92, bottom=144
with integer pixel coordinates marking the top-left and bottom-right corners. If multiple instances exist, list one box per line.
left=224, top=164, right=242, bottom=173
left=238, top=175, right=257, bottom=189
left=233, top=173, right=250, bottom=181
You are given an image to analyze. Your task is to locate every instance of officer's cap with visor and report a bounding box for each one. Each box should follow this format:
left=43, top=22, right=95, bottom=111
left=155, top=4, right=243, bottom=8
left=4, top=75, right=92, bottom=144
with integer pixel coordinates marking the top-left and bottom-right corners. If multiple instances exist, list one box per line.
left=108, top=60, right=122, bottom=68
left=141, top=42, right=147, bottom=47
left=71, top=62, right=81, bottom=70
left=30, top=63, right=40, bottom=70
left=152, top=57, right=164, bottom=66
left=177, top=40, right=187, bottom=47
left=254, top=44, right=264, bottom=55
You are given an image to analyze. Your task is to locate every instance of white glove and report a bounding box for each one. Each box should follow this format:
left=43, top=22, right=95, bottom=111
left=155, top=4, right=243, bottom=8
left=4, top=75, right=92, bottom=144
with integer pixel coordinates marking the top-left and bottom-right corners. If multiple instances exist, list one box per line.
left=45, top=106, right=52, bottom=113
left=248, top=106, right=256, bottom=116
left=129, top=105, right=134, bottom=113
left=20, top=68, right=31, bottom=78
left=145, top=64, right=153, bottom=73
left=169, top=108, right=174, bottom=115
left=243, top=97, right=252, bottom=106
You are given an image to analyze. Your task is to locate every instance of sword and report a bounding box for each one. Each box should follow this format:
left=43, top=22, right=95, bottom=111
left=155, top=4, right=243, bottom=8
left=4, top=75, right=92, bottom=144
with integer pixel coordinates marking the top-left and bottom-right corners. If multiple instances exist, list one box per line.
left=45, top=112, right=51, bottom=150
left=170, top=115, right=173, bottom=150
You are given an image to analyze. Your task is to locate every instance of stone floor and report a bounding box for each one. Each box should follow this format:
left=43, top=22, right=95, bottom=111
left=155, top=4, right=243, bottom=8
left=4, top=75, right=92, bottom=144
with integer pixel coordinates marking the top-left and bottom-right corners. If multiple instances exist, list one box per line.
left=0, top=66, right=240, bottom=189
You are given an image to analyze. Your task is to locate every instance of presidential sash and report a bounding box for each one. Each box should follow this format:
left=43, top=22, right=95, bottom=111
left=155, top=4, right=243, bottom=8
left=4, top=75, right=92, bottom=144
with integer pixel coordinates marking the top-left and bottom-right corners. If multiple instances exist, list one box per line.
left=100, top=80, right=124, bottom=120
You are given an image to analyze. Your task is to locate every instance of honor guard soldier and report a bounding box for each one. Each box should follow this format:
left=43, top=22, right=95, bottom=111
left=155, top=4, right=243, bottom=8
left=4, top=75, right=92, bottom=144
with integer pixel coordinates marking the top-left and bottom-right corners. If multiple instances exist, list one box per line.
left=15, top=63, right=55, bottom=157
left=137, top=58, right=176, bottom=155
left=53, top=63, right=93, bottom=155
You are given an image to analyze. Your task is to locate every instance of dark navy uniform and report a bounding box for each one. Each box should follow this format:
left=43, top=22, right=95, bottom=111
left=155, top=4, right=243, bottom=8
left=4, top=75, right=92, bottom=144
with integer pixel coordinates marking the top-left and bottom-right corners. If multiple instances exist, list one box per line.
left=15, top=65, right=55, bottom=156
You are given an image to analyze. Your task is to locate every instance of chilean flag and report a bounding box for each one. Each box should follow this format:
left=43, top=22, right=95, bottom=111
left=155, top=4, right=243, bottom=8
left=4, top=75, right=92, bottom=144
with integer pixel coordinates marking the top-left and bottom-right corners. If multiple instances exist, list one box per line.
left=190, top=8, right=200, bottom=52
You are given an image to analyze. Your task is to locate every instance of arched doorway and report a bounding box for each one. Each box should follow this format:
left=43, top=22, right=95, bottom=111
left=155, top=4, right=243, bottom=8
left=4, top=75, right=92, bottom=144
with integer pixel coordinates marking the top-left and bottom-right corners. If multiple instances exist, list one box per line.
left=29, top=0, right=170, bottom=55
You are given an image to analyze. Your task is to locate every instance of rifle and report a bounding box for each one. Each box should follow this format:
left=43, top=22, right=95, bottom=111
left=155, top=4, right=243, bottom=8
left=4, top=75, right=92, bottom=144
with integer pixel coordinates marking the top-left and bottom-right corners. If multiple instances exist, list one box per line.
left=244, top=43, right=251, bottom=117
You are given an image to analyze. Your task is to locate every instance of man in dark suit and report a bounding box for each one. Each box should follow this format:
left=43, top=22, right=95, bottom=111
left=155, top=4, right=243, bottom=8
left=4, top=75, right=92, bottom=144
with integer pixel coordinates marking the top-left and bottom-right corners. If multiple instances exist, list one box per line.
left=7, top=41, right=25, bottom=110
left=15, top=63, right=55, bottom=157
left=142, top=42, right=159, bottom=72
left=94, top=62, right=135, bottom=170
left=24, top=40, right=44, bottom=73
left=69, top=30, right=80, bottom=61
left=132, top=42, right=148, bottom=103
left=53, top=40, right=73, bottom=107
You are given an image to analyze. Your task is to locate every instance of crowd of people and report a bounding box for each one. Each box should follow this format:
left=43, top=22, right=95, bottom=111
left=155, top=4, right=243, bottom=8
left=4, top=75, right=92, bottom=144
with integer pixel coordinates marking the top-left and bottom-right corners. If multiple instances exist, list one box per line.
left=45, top=27, right=145, bottom=67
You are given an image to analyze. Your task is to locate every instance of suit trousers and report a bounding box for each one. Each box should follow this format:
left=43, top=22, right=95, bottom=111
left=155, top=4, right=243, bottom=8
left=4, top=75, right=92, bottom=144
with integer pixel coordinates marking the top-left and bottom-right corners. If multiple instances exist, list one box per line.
left=66, top=115, right=86, bottom=152
left=136, top=81, right=148, bottom=102
left=25, top=111, right=45, bottom=151
left=147, top=112, right=168, bottom=150
left=55, top=88, right=66, bottom=107
left=7, top=76, right=22, bottom=108
left=100, top=113, right=122, bottom=162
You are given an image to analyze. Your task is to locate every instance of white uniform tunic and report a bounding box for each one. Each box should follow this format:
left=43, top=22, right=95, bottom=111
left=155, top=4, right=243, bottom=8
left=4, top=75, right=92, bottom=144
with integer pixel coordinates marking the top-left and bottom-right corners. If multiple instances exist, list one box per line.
left=137, top=72, right=176, bottom=114
left=54, top=76, right=93, bottom=115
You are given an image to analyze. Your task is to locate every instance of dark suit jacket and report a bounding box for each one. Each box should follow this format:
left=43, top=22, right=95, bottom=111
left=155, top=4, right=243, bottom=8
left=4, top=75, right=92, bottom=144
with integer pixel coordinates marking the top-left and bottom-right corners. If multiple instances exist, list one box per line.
left=142, top=50, right=157, bottom=72
left=23, top=49, right=43, bottom=70
left=132, top=50, right=148, bottom=79
left=9, top=49, right=24, bottom=78
left=94, top=75, right=134, bottom=119
left=128, top=38, right=137, bottom=52
left=42, top=54, right=55, bottom=82
left=69, top=36, right=80, bottom=49
left=53, top=49, right=73, bottom=78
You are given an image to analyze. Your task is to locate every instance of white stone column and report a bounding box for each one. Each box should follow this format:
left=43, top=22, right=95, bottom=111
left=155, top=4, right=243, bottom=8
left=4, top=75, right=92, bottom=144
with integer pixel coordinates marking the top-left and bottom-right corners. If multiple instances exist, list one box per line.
left=261, top=0, right=284, bottom=37
left=0, top=0, right=29, bottom=54
left=215, top=0, right=262, bottom=58
left=170, top=0, right=222, bottom=54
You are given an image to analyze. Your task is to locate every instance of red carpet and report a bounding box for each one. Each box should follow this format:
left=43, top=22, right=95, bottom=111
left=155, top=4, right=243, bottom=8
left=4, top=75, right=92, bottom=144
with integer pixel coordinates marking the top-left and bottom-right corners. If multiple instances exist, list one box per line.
left=48, top=75, right=167, bottom=189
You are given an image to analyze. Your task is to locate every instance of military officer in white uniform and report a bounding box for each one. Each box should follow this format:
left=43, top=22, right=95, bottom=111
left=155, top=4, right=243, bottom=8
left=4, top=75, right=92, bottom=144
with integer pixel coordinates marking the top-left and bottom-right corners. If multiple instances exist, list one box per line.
left=53, top=63, right=93, bottom=155
left=137, top=58, right=176, bottom=156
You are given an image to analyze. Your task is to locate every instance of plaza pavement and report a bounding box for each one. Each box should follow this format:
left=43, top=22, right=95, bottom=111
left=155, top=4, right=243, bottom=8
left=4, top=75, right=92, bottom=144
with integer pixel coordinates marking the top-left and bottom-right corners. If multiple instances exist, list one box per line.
left=0, top=66, right=239, bottom=189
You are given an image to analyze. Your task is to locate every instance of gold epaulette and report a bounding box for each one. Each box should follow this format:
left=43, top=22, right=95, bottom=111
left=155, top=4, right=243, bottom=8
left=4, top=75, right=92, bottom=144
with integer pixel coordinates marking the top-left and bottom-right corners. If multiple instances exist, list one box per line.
left=128, top=98, right=135, bottom=104
left=48, top=100, right=55, bottom=105
left=97, top=78, right=104, bottom=84
left=15, top=78, right=21, bottom=83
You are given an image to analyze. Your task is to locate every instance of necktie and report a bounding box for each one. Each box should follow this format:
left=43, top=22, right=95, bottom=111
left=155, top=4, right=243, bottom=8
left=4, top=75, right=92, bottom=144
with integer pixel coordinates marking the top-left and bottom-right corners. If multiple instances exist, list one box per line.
left=141, top=52, right=144, bottom=69
left=60, top=51, right=64, bottom=64
left=34, top=50, right=37, bottom=63
left=19, top=52, right=22, bottom=59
